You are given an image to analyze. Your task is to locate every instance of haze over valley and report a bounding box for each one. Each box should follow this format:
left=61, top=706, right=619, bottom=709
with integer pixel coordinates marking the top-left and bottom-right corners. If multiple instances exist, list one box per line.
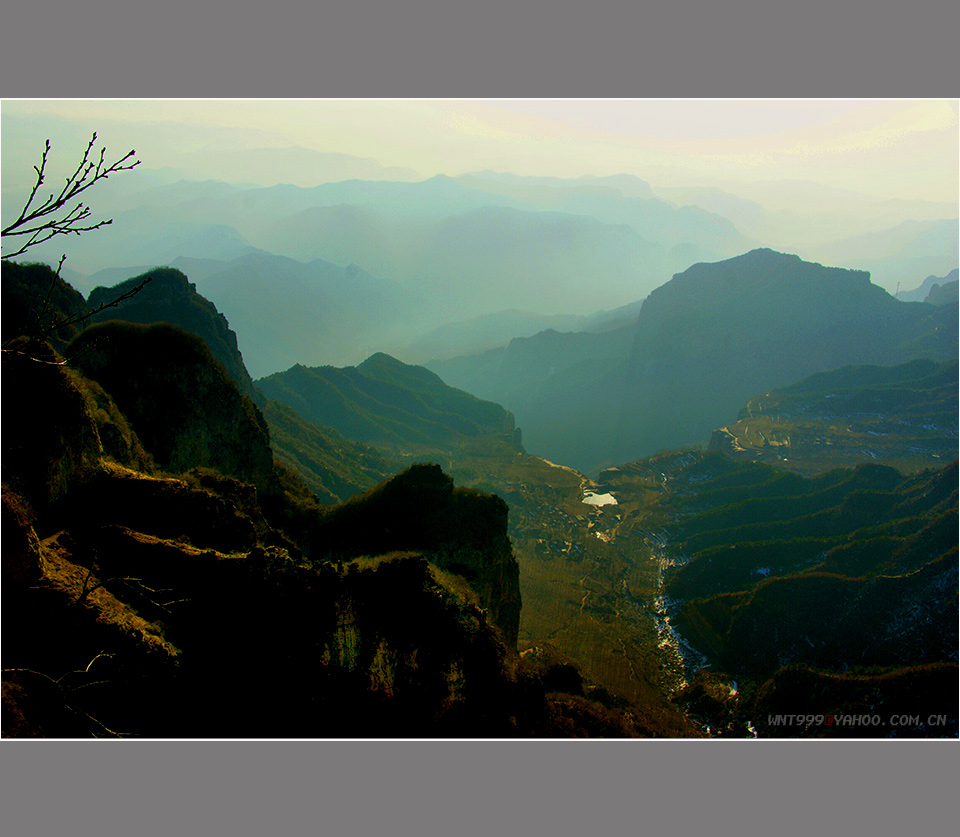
left=2, top=100, right=957, bottom=739
left=4, top=103, right=958, bottom=372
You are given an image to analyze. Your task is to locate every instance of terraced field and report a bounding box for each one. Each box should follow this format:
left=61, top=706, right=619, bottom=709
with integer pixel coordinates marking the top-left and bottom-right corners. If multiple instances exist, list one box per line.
left=640, top=452, right=958, bottom=736
left=710, top=359, right=958, bottom=475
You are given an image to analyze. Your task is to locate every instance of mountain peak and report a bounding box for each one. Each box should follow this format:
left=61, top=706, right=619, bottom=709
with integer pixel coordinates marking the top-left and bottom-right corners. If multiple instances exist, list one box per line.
left=87, top=267, right=261, bottom=405
left=423, top=173, right=460, bottom=186
left=259, top=353, right=521, bottom=453
left=732, top=247, right=803, bottom=265
left=671, top=248, right=873, bottom=294
left=358, top=351, right=404, bottom=369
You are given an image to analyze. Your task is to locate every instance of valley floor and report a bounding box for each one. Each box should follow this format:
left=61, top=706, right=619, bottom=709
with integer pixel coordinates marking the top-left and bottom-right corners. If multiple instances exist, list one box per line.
left=441, top=449, right=704, bottom=736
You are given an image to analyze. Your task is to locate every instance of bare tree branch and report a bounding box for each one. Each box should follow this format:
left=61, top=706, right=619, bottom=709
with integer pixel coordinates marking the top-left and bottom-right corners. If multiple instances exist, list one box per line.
left=2, top=132, right=140, bottom=259
left=1, top=133, right=151, bottom=365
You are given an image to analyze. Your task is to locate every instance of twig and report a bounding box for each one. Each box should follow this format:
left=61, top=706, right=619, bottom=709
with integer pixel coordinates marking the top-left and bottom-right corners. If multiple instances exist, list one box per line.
left=2, top=132, right=139, bottom=259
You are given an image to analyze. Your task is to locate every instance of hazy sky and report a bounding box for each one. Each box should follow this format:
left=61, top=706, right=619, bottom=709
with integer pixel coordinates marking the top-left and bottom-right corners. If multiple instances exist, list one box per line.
left=3, top=99, right=958, bottom=203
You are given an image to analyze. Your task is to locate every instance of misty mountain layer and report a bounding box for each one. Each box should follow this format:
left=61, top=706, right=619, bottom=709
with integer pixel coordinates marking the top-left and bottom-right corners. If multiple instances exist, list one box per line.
left=432, top=249, right=959, bottom=473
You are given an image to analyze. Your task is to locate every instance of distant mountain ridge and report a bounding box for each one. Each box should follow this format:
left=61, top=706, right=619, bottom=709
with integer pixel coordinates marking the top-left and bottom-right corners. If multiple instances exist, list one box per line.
left=454, top=171, right=754, bottom=256
left=814, top=220, right=958, bottom=294
left=428, top=323, right=635, bottom=472
left=167, top=252, right=421, bottom=378
left=407, top=299, right=644, bottom=365
left=255, top=199, right=683, bottom=316
left=21, top=170, right=764, bottom=322
left=612, top=248, right=958, bottom=467
left=433, top=248, right=958, bottom=474
left=897, top=268, right=959, bottom=302
left=257, top=353, right=524, bottom=455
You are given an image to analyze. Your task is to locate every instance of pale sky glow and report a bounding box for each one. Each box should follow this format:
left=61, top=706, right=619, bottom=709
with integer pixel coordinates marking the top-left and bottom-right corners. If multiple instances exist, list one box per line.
left=2, top=98, right=958, bottom=203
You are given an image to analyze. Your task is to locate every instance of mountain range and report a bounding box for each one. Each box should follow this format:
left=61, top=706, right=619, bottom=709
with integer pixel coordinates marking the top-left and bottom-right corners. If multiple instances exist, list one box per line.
left=2, top=138, right=957, bottom=741
left=429, top=249, right=957, bottom=474
left=896, top=268, right=959, bottom=302
left=4, top=259, right=662, bottom=737
left=612, top=248, right=957, bottom=466
left=257, top=353, right=523, bottom=455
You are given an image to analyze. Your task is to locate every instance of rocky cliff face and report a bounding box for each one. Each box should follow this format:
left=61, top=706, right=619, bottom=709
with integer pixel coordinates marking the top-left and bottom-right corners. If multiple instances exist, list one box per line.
left=2, top=260, right=530, bottom=737
left=68, top=321, right=277, bottom=492
left=313, top=463, right=521, bottom=648
left=88, top=267, right=262, bottom=405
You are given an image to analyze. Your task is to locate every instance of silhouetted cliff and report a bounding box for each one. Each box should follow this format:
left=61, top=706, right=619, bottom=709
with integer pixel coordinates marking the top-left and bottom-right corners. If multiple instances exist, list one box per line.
left=69, top=321, right=277, bottom=492
left=1, top=262, right=537, bottom=737
left=88, top=267, right=262, bottom=405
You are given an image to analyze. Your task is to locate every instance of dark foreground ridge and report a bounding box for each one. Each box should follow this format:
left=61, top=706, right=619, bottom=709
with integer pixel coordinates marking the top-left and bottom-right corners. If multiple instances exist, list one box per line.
left=1, top=260, right=649, bottom=737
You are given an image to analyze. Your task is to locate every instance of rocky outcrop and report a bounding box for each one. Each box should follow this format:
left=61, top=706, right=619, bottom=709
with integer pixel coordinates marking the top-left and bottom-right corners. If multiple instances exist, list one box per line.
left=313, top=463, right=522, bottom=648
left=88, top=267, right=262, bottom=405
left=2, top=267, right=531, bottom=738
left=68, top=321, right=277, bottom=492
